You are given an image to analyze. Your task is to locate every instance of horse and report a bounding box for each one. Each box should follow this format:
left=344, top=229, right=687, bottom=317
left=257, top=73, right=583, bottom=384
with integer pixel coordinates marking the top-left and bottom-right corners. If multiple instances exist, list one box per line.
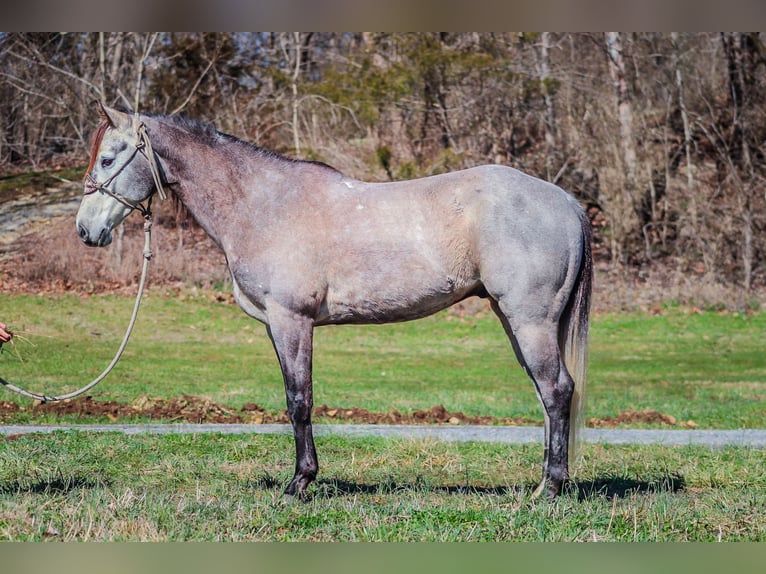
left=76, top=102, right=592, bottom=498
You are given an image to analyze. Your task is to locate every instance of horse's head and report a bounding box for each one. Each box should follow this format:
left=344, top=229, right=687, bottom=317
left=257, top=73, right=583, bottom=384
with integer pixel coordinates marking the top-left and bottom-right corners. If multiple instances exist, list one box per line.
left=76, top=103, right=161, bottom=247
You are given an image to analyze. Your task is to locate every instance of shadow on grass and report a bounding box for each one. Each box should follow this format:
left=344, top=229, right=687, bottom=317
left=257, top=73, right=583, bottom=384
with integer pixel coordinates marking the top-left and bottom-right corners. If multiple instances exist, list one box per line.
left=572, top=473, right=686, bottom=500
left=0, top=475, right=108, bottom=495
left=246, top=474, right=523, bottom=497
left=247, top=473, right=686, bottom=500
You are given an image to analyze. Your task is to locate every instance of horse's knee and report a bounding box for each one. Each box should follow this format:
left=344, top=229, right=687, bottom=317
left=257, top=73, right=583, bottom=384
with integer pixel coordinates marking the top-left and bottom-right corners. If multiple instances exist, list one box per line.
left=286, top=393, right=313, bottom=424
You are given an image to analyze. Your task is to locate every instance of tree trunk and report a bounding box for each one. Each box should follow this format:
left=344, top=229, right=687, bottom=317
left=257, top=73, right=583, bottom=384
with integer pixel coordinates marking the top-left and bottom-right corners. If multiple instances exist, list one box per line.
left=671, top=33, right=695, bottom=227
left=722, top=32, right=757, bottom=291
left=539, top=32, right=557, bottom=181
left=605, top=32, right=640, bottom=262
left=291, top=32, right=302, bottom=155
left=605, top=32, right=637, bottom=191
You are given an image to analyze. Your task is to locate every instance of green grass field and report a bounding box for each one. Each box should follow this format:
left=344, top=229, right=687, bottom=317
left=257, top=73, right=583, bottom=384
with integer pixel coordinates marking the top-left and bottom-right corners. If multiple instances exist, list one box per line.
left=1, top=432, right=764, bottom=541
left=1, top=292, right=765, bottom=427
left=1, top=292, right=765, bottom=541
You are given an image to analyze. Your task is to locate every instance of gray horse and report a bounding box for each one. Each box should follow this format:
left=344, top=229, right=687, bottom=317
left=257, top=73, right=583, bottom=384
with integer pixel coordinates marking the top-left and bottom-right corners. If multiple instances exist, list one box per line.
left=77, top=103, right=592, bottom=498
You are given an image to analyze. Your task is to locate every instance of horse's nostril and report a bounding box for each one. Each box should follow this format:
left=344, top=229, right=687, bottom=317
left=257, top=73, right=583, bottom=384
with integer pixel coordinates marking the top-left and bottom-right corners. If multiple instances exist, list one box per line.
left=77, top=224, right=88, bottom=241
left=97, top=228, right=111, bottom=246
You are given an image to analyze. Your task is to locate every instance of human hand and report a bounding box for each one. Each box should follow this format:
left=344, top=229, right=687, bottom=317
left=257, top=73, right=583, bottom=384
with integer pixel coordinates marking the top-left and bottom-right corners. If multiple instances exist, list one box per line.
left=0, top=322, right=13, bottom=344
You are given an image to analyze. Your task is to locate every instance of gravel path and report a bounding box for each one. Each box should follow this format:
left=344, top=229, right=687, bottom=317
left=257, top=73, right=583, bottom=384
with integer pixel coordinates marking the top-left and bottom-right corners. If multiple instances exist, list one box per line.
left=2, top=423, right=766, bottom=447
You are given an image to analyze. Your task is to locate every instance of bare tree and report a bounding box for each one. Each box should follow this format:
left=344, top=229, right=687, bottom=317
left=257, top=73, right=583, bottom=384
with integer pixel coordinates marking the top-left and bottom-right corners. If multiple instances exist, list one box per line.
left=601, top=32, right=641, bottom=262
left=537, top=32, right=557, bottom=181
left=3, top=32, right=766, bottom=291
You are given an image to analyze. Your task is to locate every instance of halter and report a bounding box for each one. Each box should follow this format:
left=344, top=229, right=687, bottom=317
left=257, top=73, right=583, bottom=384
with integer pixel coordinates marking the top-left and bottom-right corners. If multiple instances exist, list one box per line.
left=0, top=113, right=166, bottom=403
left=83, top=113, right=167, bottom=217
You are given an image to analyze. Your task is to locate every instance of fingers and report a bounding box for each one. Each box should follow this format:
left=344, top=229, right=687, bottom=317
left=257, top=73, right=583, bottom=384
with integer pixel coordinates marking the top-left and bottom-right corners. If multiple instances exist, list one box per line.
left=0, top=322, right=12, bottom=343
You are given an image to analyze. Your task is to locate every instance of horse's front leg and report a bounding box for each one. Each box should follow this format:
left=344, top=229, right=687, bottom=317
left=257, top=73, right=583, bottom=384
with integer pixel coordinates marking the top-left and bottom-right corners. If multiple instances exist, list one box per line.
left=266, top=306, right=317, bottom=497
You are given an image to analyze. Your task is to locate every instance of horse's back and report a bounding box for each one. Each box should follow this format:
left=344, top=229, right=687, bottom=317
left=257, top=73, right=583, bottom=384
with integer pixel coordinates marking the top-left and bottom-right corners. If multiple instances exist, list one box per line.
left=358, top=164, right=583, bottom=230
left=315, top=164, right=585, bottom=325
left=373, top=164, right=585, bottom=266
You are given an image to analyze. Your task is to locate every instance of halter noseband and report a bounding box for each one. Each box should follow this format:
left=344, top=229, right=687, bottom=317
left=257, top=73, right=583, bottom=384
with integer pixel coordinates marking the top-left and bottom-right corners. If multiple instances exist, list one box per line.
left=84, top=114, right=167, bottom=218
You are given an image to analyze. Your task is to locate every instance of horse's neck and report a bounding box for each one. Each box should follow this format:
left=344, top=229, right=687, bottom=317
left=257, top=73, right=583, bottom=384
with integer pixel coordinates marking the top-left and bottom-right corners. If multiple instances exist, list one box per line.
left=150, top=128, right=243, bottom=249
left=147, top=116, right=327, bottom=254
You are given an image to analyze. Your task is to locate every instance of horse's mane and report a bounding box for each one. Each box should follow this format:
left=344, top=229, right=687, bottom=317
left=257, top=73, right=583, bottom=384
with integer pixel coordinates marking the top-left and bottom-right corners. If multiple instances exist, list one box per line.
left=84, top=109, right=341, bottom=185
left=153, top=113, right=342, bottom=174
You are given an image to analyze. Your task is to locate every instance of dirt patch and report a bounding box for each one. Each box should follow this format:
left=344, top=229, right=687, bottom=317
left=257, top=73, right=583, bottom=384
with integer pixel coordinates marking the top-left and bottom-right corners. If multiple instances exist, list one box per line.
left=0, top=394, right=689, bottom=428
left=311, top=403, right=538, bottom=426
left=27, top=395, right=248, bottom=424
left=588, top=409, right=697, bottom=428
left=2, top=395, right=540, bottom=426
left=0, top=401, right=20, bottom=415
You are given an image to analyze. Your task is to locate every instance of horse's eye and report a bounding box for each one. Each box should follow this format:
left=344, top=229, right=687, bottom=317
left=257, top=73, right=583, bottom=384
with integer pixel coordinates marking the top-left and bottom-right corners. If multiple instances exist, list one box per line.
left=101, top=157, right=114, bottom=168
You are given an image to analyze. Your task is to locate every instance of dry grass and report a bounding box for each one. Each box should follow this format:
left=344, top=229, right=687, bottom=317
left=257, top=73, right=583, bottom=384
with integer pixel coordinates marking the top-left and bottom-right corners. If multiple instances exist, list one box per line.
left=1, top=205, right=229, bottom=294
left=592, top=263, right=765, bottom=314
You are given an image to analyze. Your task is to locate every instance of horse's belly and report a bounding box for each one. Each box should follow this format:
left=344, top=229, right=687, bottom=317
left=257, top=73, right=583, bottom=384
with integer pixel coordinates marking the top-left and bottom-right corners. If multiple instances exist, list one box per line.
left=319, top=278, right=478, bottom=325
left=318, top=237, right=480, bottom=324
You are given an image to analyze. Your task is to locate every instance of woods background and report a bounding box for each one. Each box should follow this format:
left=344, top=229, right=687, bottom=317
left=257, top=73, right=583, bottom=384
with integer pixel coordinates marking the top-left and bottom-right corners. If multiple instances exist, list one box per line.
left=1, top=32, right=765, bottom=305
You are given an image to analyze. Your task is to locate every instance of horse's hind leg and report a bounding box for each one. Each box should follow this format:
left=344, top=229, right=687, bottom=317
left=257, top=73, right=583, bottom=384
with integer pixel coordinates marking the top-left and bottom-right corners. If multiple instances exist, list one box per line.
left=491, top=300, right=574, bottom=498
left=265, top=307, right=318, bottom=498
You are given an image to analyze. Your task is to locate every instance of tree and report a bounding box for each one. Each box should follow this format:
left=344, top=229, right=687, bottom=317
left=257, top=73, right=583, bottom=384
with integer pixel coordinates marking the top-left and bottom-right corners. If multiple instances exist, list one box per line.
left=3, top=32, right=766, bottom=291
left=604, top=32, right=641, bottom=263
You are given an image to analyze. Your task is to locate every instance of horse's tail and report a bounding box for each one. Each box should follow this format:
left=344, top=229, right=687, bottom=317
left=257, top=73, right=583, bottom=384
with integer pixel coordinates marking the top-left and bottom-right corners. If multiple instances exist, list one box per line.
left=560, top=205, right=593, bottom=469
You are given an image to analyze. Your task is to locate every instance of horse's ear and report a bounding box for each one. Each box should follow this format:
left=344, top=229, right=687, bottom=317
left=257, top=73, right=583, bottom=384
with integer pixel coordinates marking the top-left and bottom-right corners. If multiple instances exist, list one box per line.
left=96, top=101, right=132, bottom=131
left=95, top=100, right=108, bottom=122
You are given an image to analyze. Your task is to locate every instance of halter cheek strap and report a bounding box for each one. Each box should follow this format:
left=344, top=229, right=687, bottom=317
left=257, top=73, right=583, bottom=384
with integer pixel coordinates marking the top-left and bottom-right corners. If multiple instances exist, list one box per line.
left=83, top=114, right=167, bottom=217
left=135, top=116, right=168, bottom=203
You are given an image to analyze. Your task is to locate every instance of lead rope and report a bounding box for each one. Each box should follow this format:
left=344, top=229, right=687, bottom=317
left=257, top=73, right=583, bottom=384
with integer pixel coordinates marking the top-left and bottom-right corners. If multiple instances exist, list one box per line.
left=0, top=212, right=154, bottom=403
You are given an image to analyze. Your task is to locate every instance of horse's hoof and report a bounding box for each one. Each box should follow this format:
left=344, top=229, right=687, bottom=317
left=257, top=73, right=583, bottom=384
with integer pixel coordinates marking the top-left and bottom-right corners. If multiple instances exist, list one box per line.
left=531, top=477, right=564, bottom=499
left=284, top=474, right=313, bottom=500
left=545, top=478, right=564, bottom=498
left=531, top=479, right=547, bottom=499
left=283, top=491, right=304, bottom=505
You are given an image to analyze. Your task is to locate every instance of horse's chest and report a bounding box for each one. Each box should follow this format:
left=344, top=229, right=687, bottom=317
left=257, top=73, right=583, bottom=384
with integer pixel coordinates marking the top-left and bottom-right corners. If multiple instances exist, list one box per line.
left=230, top=270, right=269, bottom=324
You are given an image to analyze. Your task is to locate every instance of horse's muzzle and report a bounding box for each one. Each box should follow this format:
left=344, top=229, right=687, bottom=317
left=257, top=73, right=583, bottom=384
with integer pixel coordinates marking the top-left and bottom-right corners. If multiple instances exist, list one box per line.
left=78, top=223, right=112, bottom=247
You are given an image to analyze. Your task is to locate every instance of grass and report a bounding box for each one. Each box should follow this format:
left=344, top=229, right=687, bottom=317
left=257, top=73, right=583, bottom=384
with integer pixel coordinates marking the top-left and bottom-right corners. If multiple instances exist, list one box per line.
left=1, top=292, right=765, bottom=427
left=1, top=292, right=765, bottom=541
left=0, top=166, right=83, bottom=201
left=0, top=431, right=764, bottom=541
